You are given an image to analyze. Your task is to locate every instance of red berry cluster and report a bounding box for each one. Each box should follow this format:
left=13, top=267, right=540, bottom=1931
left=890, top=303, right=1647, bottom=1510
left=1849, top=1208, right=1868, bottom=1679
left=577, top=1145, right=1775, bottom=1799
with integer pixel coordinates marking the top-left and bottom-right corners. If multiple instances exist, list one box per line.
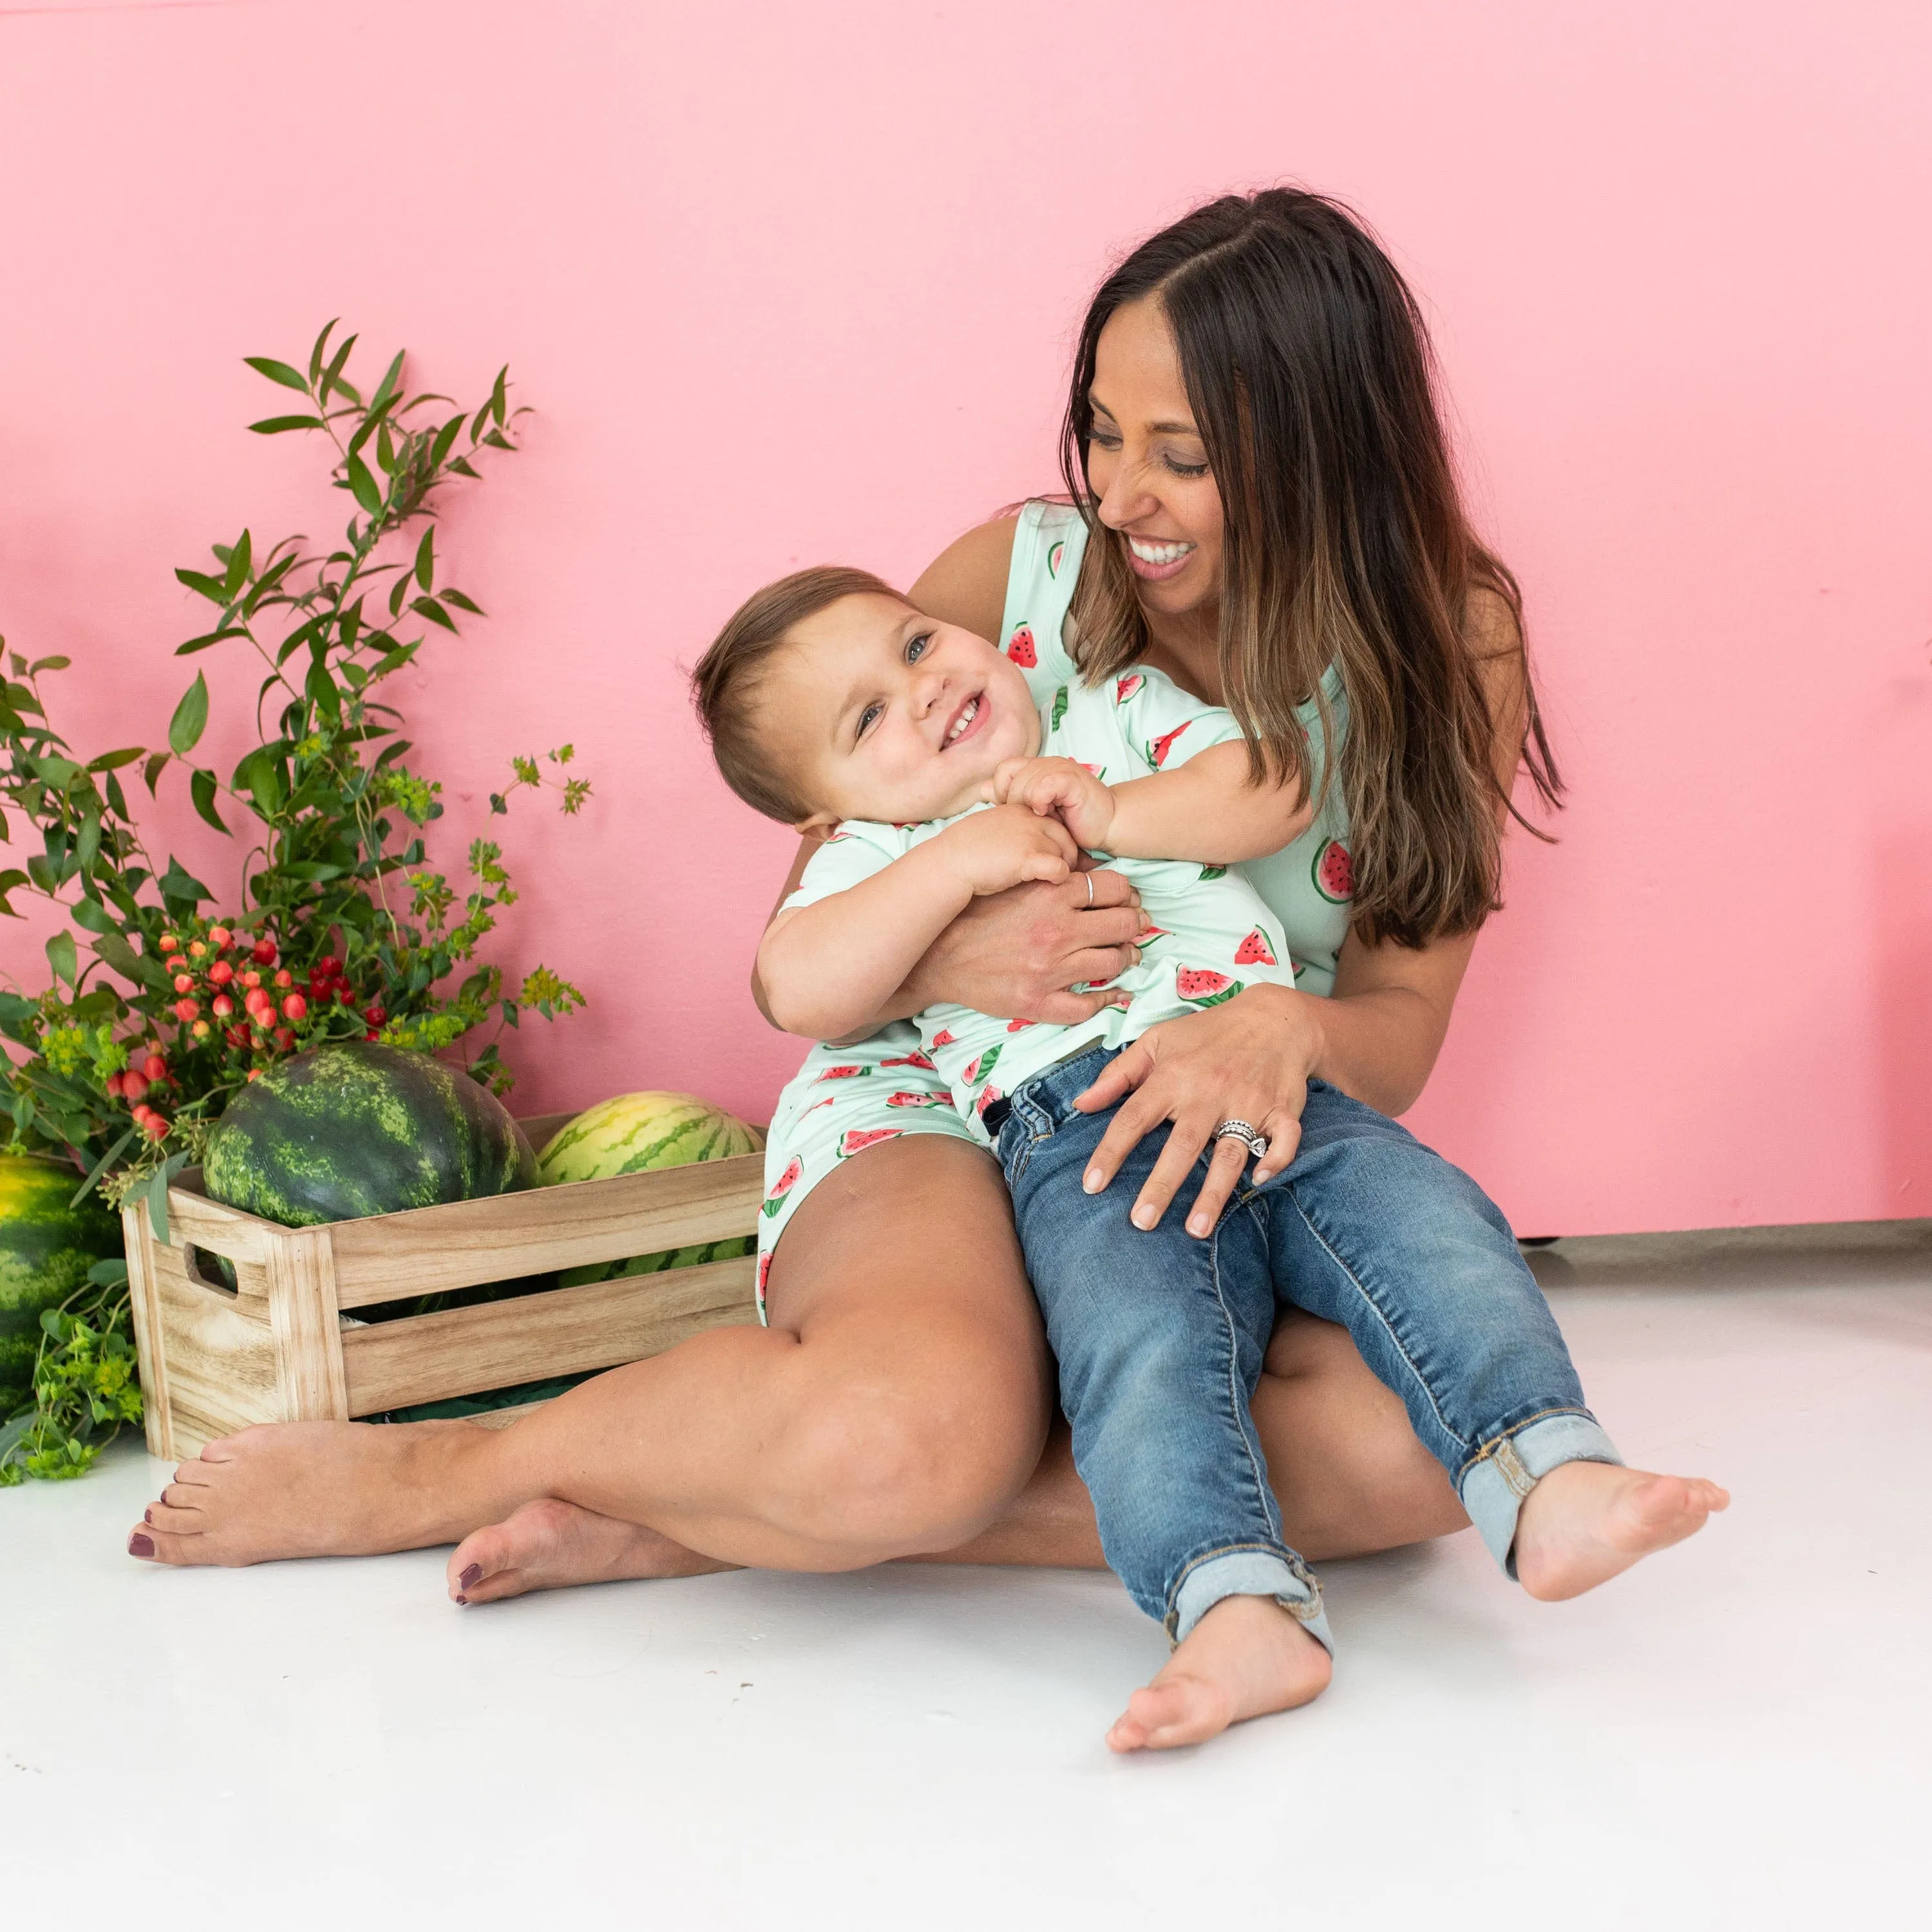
left=114, top=925, right=391, bottom=1142
left=301, top=953, right=387, bottom=1040
left=104, top=1050, right=173, bottom=1139
left=157, top=924, right=305, bottom=1055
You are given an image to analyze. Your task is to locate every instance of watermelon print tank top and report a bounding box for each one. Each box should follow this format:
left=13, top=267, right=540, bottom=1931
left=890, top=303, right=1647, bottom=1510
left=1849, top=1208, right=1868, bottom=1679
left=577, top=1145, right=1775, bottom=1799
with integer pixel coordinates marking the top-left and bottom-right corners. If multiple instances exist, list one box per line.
left=1001, top=501, right=1354, bottom=995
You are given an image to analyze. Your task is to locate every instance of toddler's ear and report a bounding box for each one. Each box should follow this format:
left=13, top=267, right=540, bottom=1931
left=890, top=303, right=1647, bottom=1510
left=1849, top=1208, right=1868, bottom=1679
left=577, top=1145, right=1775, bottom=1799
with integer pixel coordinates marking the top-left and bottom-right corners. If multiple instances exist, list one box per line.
left=793, top=811, right=844, bottom=845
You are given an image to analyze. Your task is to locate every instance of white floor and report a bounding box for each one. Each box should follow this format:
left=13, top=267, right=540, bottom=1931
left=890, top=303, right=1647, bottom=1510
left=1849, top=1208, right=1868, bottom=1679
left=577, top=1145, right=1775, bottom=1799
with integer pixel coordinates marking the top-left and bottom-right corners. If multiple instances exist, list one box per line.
left=4, top=1224, right=1929, bottom=1929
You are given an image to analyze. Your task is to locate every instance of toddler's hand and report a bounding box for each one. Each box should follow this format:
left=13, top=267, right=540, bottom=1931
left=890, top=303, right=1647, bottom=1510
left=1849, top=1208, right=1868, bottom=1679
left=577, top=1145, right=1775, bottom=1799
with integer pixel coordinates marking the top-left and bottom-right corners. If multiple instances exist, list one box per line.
left=989, top=756, right=1117, bottom=850
left=937, top=804, right=1078, bottom=896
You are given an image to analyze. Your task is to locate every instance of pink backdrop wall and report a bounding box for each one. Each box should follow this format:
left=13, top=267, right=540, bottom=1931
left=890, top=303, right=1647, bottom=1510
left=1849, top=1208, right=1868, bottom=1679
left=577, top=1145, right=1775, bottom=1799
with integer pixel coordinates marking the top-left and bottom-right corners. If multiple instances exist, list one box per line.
left=2, top=0, right=1928, bottom=1234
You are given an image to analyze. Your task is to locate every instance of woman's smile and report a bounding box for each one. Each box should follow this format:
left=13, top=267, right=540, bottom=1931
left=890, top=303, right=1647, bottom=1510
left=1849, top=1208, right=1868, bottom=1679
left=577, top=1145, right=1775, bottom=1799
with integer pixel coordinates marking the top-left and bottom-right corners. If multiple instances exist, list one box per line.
left=1124, top=535, right=1198, bottom=582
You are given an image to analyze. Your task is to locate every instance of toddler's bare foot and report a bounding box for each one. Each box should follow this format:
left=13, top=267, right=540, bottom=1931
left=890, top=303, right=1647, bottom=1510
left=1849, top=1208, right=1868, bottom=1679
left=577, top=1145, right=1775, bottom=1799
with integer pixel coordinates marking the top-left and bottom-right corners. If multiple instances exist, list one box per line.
left=1513, top=1460, right=1730, bottom=1602
left=126, top=1419, right=492, bottom=1568
left=1106, top=1593, right=1331, bottom=1754
left=448, top=1498, right=738, bottom=1604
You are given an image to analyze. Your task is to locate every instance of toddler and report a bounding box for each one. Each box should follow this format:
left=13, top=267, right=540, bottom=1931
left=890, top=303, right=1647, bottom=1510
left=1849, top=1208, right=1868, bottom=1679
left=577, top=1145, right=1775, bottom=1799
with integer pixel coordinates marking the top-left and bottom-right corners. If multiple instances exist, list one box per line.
left=694, top=565, right=1728, bottom=1751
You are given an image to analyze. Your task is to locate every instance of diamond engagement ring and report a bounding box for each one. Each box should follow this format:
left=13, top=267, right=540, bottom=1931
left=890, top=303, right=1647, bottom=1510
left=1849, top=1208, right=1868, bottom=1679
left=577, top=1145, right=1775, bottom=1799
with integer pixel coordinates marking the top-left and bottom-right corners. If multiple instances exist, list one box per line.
left=1214, top=1119, right=1269, bottom=1160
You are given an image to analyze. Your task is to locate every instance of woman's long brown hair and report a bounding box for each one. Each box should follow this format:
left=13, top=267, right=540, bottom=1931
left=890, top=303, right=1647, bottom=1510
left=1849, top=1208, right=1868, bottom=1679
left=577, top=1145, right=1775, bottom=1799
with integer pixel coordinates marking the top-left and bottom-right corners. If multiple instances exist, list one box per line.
left=1059, top=188, right=1560, bottom=949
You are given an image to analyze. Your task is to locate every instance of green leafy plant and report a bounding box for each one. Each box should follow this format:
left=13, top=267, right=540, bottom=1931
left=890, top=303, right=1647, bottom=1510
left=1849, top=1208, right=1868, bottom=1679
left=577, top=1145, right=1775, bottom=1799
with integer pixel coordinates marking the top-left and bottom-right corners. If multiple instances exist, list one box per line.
left=0, top=1261, right=142, bottom=1482
left=0, top=323, right=589, bottom=1479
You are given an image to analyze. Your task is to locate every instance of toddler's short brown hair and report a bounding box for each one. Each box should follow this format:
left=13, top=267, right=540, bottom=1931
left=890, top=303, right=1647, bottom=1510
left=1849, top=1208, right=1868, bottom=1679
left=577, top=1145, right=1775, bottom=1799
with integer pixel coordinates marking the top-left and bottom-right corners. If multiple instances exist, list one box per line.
left=692, top=565, right=900, bottom=822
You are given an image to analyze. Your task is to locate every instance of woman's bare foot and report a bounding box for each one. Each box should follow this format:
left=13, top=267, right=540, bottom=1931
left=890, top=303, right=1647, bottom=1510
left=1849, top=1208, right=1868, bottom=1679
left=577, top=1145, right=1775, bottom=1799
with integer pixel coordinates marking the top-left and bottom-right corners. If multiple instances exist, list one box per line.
left=1513, top=1461, right=1730, bottom=1602
left=448, top=1498, right=739, bottom=1604
left=1105, top=1594, right=1332, bottom=1754
left=126, top=1419, right=500, bottom=1568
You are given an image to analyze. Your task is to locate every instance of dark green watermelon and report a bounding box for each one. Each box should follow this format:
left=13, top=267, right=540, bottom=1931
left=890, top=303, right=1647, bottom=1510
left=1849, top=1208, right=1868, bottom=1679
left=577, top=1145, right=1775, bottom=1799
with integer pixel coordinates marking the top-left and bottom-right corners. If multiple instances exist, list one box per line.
left=204, top=1043, right=535, bottom=1227
left=0, top=1153, right=124, bottom=1419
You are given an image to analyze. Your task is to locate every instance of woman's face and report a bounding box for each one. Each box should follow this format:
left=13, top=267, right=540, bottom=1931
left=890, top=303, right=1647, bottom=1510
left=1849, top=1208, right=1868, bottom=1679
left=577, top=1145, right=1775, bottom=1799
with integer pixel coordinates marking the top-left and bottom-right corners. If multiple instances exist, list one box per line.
left=1084, top=295, right=1224, bottom=622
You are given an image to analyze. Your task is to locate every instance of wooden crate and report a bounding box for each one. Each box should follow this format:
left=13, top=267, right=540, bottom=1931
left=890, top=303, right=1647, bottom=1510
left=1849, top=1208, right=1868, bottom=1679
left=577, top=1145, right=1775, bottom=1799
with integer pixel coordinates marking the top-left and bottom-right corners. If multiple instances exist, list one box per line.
left=124, top=1112, right=763, bottom=1459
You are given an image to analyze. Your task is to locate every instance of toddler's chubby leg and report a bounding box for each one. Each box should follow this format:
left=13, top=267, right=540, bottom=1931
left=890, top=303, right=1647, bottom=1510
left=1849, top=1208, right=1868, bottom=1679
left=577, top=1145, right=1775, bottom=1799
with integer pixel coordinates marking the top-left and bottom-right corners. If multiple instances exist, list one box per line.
left=996, top=1050, right=1333, bottom=1750
left=1264, top=1082, right=1727, bottom=1593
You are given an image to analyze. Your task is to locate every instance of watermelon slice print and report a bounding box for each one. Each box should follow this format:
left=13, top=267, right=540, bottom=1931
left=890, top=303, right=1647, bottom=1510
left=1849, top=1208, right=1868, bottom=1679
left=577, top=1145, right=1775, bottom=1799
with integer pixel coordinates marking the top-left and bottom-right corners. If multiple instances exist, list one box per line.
left=1148, top=721, right=1191, bottom=768
left=1050, top=685, right=1069, bottom=732
left=1007, top=625, right=1037, bottom=668
left=1293, top=958, right=1308, bottom=979
left=930, top=1028, right=958, bottom=1048
left=1176, top=967, right=1244, bottom=1008
left=886, top=1090, right=942, bottom=1108
left=798, top=1095, right=835, bottom=1121
left=882, top=1050, right=936, bottom=1071
left=1005, top=1017, right=1037, bottom=1033
left=1199, top=864, right=1227, bottom=881
left=1075, top=761, right=1105, bottom=779
left=757, top=1249, right=773, bottom=1300
left=1138, top=923, right=1170, bottom=940
left=1312, top=838, right=1354, bottom=903
left=813, top=1063, right=874, bottom=1083
left=762, top=1156, right=803, bottom=1218
left=1046, top=538, right=1065, bottom=578
left=1114, top=672, right=1146, bottom=706
left=976, top=1086, right=1004, bottom=1117
left=961, top=1045, right=1002, bottom=1087
left=837, top=1127, right=903, bottom=1159
left=1233, top=927, right=1278, bottom=967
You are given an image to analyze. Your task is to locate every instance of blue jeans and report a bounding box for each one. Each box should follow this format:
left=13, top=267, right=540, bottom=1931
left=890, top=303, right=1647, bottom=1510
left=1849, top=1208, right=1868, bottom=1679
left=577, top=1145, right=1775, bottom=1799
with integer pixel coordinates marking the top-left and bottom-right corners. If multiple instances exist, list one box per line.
left=993, top=1046, right=1621, bottom=1648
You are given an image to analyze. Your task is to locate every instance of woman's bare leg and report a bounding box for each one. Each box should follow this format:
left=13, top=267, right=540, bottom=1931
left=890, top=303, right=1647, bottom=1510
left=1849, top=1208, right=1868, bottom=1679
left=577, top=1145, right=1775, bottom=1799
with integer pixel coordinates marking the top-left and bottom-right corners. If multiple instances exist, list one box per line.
left=441, top=1306, right=1468, bottom=1602
left=130, top=1138, right=1053, bottom=1572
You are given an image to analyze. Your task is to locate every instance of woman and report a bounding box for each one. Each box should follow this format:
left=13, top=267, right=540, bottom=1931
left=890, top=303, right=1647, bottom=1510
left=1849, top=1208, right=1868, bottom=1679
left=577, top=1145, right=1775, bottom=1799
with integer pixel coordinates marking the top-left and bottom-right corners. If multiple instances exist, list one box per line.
left=129, top=188, right=1554, bottom=1597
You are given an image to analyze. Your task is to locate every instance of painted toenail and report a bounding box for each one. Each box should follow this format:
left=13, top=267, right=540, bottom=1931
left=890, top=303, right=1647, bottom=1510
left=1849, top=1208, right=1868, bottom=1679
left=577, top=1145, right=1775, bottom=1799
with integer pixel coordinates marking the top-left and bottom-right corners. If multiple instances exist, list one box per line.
left=128, top=1532, right=155, bottom=1558
left=144, top=1507, right=153, bottom=1524
left=459, top=1563, right=482, bottom=1590
left=453, top=1595, right=468, bottom=1605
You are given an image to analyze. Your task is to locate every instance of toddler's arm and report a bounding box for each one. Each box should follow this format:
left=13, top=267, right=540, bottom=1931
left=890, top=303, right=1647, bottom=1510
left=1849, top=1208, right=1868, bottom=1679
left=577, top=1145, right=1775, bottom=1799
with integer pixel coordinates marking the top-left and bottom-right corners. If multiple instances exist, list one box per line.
left=757, top=807, right=1079, bottom=1038
left=992, top=742, right=1312, bottom=866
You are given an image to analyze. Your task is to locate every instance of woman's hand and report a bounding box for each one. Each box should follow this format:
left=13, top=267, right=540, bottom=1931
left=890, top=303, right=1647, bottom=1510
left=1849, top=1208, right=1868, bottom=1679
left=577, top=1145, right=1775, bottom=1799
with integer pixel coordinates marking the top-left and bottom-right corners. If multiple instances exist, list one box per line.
left=900, top=863, right=1146, bottom=1024
left=1071, top=981, right=1325, bottom=1236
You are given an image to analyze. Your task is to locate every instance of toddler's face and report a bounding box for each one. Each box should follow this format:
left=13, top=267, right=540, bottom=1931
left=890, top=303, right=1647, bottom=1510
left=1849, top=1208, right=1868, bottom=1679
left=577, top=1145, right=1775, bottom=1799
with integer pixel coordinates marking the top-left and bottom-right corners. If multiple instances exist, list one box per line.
left=764, top=593, right=1040, bottom=829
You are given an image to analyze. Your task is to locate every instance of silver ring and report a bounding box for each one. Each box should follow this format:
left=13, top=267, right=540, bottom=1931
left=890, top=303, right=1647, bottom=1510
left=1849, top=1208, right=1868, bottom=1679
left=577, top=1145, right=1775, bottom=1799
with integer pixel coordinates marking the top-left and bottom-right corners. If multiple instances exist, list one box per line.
left=1214, top=1119, right=1269, bottom=1161
left=1084, top=873, right=1095, bottom=907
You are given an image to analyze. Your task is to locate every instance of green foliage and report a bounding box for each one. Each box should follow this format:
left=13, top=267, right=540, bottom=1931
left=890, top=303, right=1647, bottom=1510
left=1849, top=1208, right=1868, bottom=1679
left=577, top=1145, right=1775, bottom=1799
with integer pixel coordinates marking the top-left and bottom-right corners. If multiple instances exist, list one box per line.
left=0, top=1259, right=140, bottom=1484
left=0, top=325, right=592, bottom=1474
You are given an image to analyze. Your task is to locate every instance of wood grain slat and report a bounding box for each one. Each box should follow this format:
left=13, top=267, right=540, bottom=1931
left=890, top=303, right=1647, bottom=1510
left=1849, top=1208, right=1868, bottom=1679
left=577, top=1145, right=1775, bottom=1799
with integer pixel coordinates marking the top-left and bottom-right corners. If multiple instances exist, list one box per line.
left=122, top=1203, right=173, bottom=1458
left=267, top=1227, right=349, bottom=1421
left=325, top=1153, right=765, bottom=1307
left=338, top=1255, right=757, bottom=1414
left=161, top=1180, right=287, bottom=1269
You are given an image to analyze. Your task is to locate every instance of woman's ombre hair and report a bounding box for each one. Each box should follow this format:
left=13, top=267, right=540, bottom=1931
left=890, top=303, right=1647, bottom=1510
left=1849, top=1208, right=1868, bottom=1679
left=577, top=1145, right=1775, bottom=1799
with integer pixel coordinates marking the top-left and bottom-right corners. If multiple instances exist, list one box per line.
left=1060, top=187, right=1560, bottom=947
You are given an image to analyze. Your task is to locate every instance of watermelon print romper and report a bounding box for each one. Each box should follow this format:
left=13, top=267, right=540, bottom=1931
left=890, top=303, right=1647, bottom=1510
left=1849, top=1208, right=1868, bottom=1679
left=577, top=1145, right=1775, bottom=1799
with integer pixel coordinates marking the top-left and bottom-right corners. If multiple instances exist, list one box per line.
left=753, top=500, right=1356, bottom=1312
left=753, top=502, right=1625, bottom=1629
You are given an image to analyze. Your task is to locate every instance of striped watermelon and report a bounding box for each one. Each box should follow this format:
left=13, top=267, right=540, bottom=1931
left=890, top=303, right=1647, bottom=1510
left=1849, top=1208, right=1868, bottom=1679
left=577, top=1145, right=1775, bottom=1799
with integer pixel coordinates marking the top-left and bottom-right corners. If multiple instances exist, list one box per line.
left=536, top=1092, right=762, bottom=1285
left=204, top=1044, right=535, bottom=1227
left=0, top=1155, right=123, bottom=1419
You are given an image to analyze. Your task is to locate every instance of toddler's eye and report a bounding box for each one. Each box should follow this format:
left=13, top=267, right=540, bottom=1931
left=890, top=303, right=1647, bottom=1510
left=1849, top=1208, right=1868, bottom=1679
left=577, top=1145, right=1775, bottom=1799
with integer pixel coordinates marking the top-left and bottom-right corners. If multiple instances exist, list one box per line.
left=905, top=632, right=932, bottom=663
left=857, top=703, right=884, bottom=737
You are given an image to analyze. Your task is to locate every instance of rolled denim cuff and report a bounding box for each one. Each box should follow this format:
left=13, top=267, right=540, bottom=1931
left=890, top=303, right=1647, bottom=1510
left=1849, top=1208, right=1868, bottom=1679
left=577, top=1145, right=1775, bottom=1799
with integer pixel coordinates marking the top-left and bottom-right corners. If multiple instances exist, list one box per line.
left=1168, top=1546, right=1334, bottom=1655
left=1461, top=1410, right=1624, bottom=1578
